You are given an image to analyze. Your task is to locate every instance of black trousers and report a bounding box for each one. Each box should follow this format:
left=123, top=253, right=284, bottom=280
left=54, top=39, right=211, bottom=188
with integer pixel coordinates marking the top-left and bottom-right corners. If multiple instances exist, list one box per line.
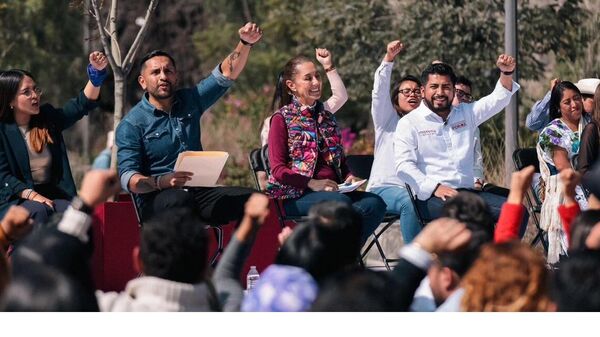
left=140, top=186, right=255, bottom=224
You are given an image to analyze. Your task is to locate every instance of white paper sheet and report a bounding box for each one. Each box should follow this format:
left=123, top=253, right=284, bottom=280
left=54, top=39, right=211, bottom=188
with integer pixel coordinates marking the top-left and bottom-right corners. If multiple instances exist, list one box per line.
left=337, top=179, right=367, bottom=193
left=173, top=151, right=229, bottom=187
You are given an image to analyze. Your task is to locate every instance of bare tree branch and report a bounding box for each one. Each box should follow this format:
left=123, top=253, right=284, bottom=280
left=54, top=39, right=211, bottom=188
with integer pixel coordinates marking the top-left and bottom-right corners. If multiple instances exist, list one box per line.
left=89, top=0, right=122, bottom=76
left=108, top=0, right=122, bottom=66
left=122, top=0, right=159, bottom=75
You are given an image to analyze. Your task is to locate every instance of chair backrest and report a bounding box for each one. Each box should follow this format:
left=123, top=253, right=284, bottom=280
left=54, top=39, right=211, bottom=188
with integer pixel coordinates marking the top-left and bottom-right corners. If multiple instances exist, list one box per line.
left=512, top=148, right=540, bottom=173
left=248, top=146, right=267, bottom=191
left=345, top=155, right=374, bottom=180
left=512, top=147, right=543, bottom=206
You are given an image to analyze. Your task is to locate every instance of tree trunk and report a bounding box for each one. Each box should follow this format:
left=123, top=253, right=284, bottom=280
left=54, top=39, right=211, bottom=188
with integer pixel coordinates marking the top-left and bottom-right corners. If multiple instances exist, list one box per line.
left=110, top=73, right=126, bottom=170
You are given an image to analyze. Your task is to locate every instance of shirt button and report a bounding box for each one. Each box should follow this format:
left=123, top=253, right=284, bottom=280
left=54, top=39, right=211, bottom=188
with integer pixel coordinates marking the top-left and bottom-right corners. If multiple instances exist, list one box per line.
left=155, top=133, right=159, bottom=136
left=187, top=114, right=191, bottom=117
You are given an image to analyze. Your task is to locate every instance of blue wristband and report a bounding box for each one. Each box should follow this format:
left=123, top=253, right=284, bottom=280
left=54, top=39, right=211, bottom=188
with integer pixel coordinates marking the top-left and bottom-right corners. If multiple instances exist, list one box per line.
left=87, top=64, right=108, bottom=87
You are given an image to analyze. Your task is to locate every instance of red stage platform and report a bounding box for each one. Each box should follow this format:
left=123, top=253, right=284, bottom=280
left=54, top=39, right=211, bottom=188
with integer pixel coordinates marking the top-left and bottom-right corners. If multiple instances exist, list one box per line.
left=91, top=196, right=285, bottom=291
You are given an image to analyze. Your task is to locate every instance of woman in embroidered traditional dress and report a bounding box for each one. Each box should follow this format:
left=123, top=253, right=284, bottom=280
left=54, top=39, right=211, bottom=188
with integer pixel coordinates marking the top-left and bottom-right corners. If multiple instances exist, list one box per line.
left=0, top=52, right=108, bottom=227
left=266, top=52, right=386, bottom=244
left=537, top=81, right=590, bottom=264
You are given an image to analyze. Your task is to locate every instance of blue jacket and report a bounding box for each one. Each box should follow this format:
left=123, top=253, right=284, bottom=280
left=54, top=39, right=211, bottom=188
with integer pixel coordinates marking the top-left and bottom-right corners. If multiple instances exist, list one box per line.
left=0, top=91, right=98, bottom=217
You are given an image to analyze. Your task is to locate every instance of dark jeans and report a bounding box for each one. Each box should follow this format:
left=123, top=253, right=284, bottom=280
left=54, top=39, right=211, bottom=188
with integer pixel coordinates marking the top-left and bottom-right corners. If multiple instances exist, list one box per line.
left=416, top=189, right=529, bottom=237
left=141, top=186, right=255, bottom=224
left=18, top=199, right=70, bottom=232
left=283, top=190, right=387, bottom=244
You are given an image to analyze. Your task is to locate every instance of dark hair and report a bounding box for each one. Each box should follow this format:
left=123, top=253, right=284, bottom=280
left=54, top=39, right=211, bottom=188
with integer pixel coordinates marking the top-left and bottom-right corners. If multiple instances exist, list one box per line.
left=552, top=250, right=600, bottom=311
left=271, top=55, right=313, bottom=110
left=0, top=69, right=53, bottom=152
left=10, top=220, right=97, bottom=306
left=0, top=262, right=98, bottom=311
left=275, top=201, right=362, bottom=283
left=438, top=192, right=494, bottom=276
left=311, top=268, right=403, bottom=311
left=569, top=210, right=600, bottom=252
left=549, top=81, right=581, bottom=121
left=420, top=62, right=457, bottom=87
left=139, top=50, right=177, bottom=73
left=455, top=75, right=472, bottom=89
left=391, top=75, right=421, bottom=115
left=140, top=207, right=208, bottom=283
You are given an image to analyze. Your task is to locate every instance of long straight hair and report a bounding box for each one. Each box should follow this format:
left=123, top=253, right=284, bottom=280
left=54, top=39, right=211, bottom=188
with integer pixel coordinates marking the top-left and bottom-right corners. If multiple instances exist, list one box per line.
left=0, top=69, right=53, bottom=152
left=270, top=55, right=313, bottom=112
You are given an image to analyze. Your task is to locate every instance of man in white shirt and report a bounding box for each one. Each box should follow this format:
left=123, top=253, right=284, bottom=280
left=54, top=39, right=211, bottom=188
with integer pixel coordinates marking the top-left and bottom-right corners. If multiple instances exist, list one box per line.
left=394, top=55, right=523, bottom=224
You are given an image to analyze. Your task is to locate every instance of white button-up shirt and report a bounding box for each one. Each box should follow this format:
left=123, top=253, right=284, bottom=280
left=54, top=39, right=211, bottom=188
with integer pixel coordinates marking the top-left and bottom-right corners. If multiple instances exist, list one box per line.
left=394, top=80, right=520, bottom=200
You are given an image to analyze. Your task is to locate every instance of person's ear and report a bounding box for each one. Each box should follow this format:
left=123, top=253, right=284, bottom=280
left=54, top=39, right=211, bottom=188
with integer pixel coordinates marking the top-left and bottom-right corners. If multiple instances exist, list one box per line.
left=138, top=75, right=147, bottom=90
left=132, top=246, right=144, bottom=274
left=441, top=267, right=460, bottom=292
left=285, top=79, right=296, bottom=94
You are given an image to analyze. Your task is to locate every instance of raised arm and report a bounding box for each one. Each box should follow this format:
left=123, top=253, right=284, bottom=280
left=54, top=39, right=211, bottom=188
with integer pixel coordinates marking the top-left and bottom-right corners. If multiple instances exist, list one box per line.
left=526, top=79, right=559, bottom=132
left=219, top=22, right=262, bottom=80
left=495, top=165, right=534, bottom=243
left=315, top=48, right=348, bottom=113
left=471, top=54, right=520, bottom=127
left=83, top=51, right=108, bottom=101
left=371, top=40, right=403, bottom=128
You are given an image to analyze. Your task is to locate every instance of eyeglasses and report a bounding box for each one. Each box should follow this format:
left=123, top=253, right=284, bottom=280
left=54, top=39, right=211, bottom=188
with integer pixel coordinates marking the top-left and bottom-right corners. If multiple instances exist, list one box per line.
left=455, top=88, right=473, bottom=102
left=398, top=88, right=421, bottom=97
left=20, top=87, right=42, bottom=99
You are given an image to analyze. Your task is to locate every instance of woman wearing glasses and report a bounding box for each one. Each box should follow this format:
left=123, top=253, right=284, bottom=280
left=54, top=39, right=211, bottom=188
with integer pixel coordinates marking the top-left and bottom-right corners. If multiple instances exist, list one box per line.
left=0, top=51, right=108, bottom=228
left=366, top=40, right=424, bottom=243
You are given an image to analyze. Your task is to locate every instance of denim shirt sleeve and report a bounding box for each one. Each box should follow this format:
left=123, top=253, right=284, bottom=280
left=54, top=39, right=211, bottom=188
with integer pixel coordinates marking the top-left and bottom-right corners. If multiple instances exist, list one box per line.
left=526, top=90, right=551, bottom=132
left=116, top=120, right=143, bottom=192
left=194, top=65, right=234, bottom=112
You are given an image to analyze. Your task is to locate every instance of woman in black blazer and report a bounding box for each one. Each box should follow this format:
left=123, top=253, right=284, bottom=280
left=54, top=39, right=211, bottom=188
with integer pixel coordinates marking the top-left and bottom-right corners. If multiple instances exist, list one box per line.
left=0, top=51, right=108, bottom=227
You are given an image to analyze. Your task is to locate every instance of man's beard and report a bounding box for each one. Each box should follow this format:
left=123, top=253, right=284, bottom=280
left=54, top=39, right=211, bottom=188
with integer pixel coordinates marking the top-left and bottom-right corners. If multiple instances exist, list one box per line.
left=424, top=95, right=452, bottom=115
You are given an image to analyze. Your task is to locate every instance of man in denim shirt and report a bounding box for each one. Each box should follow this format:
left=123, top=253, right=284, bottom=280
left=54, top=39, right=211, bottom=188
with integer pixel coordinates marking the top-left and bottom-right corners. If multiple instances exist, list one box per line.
left=116, top=22, right=262, bottom=223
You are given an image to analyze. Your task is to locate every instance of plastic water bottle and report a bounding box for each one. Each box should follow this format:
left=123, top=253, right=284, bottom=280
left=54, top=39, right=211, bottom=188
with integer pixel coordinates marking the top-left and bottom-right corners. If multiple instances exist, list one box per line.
left=246, top=266, right=260, bottom=291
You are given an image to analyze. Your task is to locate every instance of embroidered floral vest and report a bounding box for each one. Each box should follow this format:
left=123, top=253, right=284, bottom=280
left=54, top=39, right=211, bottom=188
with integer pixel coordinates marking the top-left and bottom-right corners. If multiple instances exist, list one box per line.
left=266, top=100, right=343, bottom=199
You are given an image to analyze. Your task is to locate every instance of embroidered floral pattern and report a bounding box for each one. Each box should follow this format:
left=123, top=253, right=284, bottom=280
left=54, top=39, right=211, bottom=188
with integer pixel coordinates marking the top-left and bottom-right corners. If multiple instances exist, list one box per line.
left=267, top=99, right=343, bottom=199
left=538, top=119, right=580, bottom=167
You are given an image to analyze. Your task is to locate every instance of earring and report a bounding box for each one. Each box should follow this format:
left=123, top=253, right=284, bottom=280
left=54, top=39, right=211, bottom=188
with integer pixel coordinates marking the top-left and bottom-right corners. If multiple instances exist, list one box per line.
left=10, top=106, right=13, bottom=110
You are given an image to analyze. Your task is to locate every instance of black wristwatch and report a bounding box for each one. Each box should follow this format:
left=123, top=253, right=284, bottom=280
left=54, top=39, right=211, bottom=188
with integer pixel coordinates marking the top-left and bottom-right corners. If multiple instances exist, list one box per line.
left=71, top=196, right=95, bottom=215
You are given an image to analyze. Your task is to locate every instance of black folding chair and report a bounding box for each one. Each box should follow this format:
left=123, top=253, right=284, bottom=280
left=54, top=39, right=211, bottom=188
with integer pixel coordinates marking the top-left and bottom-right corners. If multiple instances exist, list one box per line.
left=248, top=145, right=307, bottom=228
left=129, top=191, right=226, bottom=267
left=512, top=148, right=549, bottom=253
left=345, top=154, right=402, bottom=270
left=404, top=183, right=432, bottom=229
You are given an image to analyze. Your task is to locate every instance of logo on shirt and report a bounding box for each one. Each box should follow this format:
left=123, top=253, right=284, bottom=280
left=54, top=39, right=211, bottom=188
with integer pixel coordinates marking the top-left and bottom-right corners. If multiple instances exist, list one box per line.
left=451, top=121, right=467, bottom=130
left=418, top=129, right=437, bottom=136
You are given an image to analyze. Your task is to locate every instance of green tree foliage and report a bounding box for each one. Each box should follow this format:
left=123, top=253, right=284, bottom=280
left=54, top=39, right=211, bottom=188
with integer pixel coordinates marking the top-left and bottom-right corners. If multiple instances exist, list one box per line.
left=0, top=0, right=85, bottom=105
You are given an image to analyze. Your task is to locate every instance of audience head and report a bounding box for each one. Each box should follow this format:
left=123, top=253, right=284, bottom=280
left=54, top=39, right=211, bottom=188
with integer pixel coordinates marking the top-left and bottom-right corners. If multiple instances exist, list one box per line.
left=311, top=268, right=403, bottom=311
left=138, top=49, right=178, bottom=101
left=10, top=216, right=96, bottom=302
left=461, top=241, right=551, bottom=312
left=0, top=262, right=98, bottom=311
left=427, top=192, right=494, bottom=305
left=241, top=264, right=318, bottom=312
left=549, top=81, right=582, bottom=123
left=453, top=75, right=473, bottom=106
left=275, top=201, right=362, bottom=283
left=272, top=55, right=319, bottom=110
left=569, top=210, right=600, bottom=252
left=552, top=250, right=600, bottom=311
left=574, top=78, right=600, bottom=114
left=420, top=62, right=457, bottom=115
left=139, top=207, right=208, bottom=284
left=391, top=75, right=422, bottom=116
